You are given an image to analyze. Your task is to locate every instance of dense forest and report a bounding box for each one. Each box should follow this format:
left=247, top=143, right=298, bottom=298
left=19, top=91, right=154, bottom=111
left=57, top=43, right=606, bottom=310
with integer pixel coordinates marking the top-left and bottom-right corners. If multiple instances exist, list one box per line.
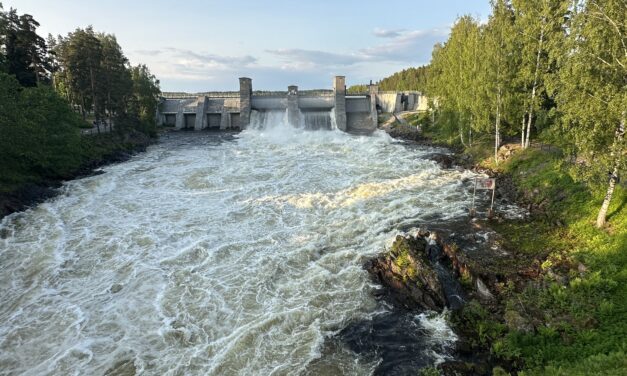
left=0, top=3, right=160, bottom=196
left=422, top=0, right=624, bottom=229
left=348, top=65, right=429, bottom=94
left=411, top=1, right=624, bottom=374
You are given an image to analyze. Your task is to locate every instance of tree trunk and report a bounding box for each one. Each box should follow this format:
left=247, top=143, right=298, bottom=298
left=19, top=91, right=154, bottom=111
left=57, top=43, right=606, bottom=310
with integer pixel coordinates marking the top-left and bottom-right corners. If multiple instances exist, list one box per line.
left=596, top=114, right=625, bottom=228
left=495, top=88, right=502, bottom=165
left=469, top=116, right=473, bottom=147
left=521, top=112, right=527, bottom=148
left=525, top=27, right=545, bottom=149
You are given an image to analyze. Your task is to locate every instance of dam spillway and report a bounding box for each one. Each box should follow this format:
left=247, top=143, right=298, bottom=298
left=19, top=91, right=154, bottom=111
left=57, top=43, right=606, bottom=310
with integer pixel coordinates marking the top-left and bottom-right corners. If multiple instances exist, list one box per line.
left=156, top=76, right=428, bottom=134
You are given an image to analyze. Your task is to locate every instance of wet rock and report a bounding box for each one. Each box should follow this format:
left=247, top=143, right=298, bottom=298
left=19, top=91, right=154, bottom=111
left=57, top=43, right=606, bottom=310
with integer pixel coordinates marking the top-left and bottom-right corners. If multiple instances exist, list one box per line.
left=110, top=283, right=123, bottom=293
left=104, top=358, right=136, bottom=376
left=438, top=360, right=489, bottom=376
left=381, top=123, right=425, bottom=143
left=475, top=278, right=494, bottom=301
left=366, top=235, right=446, bottom=311
left=425, top=153, right=456, bottom=169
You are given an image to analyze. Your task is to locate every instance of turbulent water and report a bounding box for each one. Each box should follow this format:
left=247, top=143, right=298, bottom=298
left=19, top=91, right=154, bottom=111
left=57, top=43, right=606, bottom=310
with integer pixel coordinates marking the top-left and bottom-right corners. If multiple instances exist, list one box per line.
left=0, top=115, right=480, bottom=375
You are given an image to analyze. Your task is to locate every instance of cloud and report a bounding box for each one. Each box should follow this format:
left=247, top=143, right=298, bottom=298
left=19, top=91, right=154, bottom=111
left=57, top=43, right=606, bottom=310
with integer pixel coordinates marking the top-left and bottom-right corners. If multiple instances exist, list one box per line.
left=267, top=27, right=447, bottom=70
left=373, top=28, right=405, bottom=38
left=134, top=49, right=163, bottom=56
left=360, top=28, right=448, bottom=62
left=129, top=27, right=448, bottom=91
left=266, top=48, right=366, bottom=68
left=163, top=47, right=257, bottom=66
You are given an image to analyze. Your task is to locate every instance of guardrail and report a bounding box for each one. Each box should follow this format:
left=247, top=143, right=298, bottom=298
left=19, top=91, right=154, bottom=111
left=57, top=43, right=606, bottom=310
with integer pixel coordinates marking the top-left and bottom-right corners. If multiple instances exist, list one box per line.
left=252, top=91, right=287, bottom=97
left=161, top=92, right=240, bottom=99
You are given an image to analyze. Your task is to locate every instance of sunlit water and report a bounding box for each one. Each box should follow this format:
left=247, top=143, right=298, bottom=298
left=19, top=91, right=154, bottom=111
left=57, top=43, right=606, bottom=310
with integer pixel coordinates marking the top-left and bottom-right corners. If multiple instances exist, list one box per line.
left=0, top=115, right=479, bottom=375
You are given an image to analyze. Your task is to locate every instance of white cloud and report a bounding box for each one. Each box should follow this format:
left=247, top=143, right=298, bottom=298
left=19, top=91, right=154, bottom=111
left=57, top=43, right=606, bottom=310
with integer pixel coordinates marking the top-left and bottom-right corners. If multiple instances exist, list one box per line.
left=129, top=27, right=448, bottom=91
left=373, top=28, right=405, bottom=38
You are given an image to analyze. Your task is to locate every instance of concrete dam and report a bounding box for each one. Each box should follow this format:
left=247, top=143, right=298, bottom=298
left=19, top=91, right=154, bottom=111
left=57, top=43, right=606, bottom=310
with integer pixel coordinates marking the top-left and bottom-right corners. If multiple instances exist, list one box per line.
left=157, top=76, right=428, bottom=134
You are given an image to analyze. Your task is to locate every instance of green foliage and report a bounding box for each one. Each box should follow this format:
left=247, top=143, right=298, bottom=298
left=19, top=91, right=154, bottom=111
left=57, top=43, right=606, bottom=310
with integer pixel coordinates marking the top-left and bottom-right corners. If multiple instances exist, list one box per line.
left=475, top=148, right=627, bottom=374
left=0, top=5, right=159, bottom=196
left=1, top=7, right=50, bottom=86
left=0, top=72, right=82, bottom=191
left=453, top=300, right=507, bottom=348
left=348, top=66, right=429, bottom=93
left=378, top=65, right=429, bottom=92
left=418, top=366, right=441, bottom=376
left=347, top=84, right=368, bottom=94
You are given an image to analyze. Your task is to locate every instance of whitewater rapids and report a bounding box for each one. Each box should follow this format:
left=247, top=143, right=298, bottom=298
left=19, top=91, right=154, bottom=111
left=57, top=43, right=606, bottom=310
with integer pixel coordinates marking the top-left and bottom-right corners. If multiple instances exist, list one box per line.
left=0, top=118, right=478, bottom=375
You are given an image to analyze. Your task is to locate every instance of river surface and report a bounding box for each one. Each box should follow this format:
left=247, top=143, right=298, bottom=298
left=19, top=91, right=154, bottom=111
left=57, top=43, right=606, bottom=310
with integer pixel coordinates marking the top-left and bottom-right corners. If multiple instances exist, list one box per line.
left=0, top=118, right=479, bottom=375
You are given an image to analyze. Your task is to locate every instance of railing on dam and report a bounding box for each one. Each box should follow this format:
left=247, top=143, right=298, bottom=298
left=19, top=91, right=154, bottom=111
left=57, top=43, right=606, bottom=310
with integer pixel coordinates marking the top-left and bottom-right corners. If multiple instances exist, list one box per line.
left=252, top=90, right=334, bottom=97
left=163, top=90, right=337, bottom=99
left=253, top=91, right=287, bottom=97
left=161, top=92, right=240, bottom=99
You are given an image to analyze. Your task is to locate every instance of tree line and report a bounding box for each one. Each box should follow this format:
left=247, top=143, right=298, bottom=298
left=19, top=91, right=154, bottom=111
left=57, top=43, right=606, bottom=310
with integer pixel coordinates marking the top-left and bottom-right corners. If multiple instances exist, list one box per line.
left=0, top=3, right=160, bottom=192
left=426, top=0, right=624, bottom=228
left=347, top=66, right=429, bottom=94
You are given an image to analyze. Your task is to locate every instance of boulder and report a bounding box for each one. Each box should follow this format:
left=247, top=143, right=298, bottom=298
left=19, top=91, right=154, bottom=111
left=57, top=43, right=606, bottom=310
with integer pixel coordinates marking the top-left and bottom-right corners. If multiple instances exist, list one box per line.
left=366, top=235, right=446, bottom=311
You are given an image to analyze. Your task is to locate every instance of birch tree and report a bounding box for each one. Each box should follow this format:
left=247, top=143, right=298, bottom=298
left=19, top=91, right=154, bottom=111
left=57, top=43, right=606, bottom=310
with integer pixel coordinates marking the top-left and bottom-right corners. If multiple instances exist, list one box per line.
left=557, top=0, right=626, bottom=228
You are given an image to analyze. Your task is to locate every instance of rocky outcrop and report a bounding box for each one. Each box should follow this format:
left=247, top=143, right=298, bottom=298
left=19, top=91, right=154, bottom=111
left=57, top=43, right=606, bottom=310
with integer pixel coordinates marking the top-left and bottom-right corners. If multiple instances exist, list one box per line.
left=366, top=234, right=446, bottom=311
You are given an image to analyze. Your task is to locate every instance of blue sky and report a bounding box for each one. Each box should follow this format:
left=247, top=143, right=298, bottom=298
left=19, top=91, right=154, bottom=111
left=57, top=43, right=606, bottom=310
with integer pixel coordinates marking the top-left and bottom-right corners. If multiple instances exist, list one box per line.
left=7, top=0, right=491, bottom=91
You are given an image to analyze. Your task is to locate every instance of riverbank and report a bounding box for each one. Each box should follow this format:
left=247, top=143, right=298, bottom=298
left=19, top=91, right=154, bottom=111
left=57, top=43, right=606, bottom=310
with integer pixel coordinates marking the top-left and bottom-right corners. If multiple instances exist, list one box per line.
left=376, top=119, right=627, bottom=375
left=0, top=130, right=155, bottom=220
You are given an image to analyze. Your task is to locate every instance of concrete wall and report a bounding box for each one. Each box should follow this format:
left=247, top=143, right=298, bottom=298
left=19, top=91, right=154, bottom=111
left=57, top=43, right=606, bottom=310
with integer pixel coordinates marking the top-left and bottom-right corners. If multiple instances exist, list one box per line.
left=376, top=92, right=429, bottom=113
left=208, top=114, right=221, bottom=128
left=345, top=96, right=370, bottom=112
left=347, top=112, right=375, bottom=134
left=158, top=77, right=430, bottom=134
left=297, top=96, right=334, bottom=109
left=251, top=96, right=287, bottom=110
left=377, top=93, right=402, bottom=113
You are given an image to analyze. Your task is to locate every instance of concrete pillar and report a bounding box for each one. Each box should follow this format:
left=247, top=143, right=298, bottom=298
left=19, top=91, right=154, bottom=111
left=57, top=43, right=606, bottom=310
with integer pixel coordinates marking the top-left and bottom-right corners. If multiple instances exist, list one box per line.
left=333, top=76, right=347, bottom=131
left=369, top=84, right=379, bottom=128
left=239, top=77, right=252, bottom=129
left=175, top=100, right=184, bottom=130
left=220, top=108, right=230, bottom=130
left=287, top=85, right=299, bottom=127
left=394, top=93, right=403, bottom=113
left=194, top=96, right=208, bottom=130
left=406, top=93, right=416, bottom=111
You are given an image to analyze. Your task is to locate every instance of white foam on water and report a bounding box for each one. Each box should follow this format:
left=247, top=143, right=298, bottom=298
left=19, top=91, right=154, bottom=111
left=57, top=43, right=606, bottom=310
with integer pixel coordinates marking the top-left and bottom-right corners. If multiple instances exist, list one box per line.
left=415, top=311, right=458, bottom=365
left=0, top=126, right=481, bottom=375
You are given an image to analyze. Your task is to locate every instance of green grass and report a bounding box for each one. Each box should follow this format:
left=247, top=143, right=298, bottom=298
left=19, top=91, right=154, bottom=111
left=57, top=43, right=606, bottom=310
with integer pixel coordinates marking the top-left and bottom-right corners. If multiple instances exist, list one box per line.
left=477, top=148, right=627, bottom=374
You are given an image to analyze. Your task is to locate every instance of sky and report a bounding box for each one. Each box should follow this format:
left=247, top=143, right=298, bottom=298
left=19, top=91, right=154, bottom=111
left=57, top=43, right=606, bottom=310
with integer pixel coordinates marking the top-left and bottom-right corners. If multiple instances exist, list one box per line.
left=6, top=0, right=491, bottom=92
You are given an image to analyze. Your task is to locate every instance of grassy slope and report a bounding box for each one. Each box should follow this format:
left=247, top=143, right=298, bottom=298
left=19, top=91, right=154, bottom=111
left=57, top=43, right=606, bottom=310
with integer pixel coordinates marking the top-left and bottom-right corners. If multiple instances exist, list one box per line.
left=493, top=150, right=626, bottom=375
left=402, top=114, right=626, bottom=374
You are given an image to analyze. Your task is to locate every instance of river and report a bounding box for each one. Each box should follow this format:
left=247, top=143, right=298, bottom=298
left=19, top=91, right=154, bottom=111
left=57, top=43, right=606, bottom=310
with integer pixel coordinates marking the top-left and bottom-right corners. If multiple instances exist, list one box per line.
left=0, top=116, right=479, bottom=375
